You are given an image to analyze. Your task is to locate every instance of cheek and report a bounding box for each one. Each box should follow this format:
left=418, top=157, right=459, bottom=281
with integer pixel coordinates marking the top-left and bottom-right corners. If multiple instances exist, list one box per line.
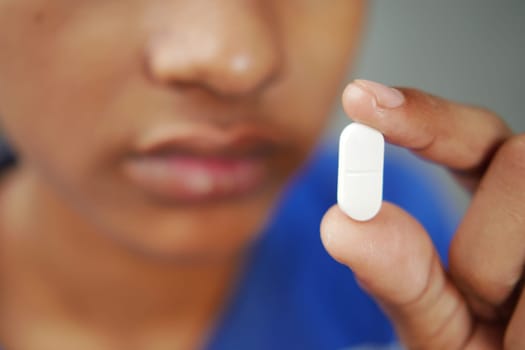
left=0, top=2, right=141, bottom=183
left=89, top=187, right=281, bottom=257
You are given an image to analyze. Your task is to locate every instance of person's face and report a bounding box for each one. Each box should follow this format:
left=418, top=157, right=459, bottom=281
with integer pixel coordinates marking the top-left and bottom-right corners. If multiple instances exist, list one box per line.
left=0, top=1, right=366, bottom=259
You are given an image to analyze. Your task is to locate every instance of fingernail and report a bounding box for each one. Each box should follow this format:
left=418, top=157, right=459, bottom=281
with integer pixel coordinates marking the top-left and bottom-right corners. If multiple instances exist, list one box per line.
left=353, top=79, right=405, bottom=109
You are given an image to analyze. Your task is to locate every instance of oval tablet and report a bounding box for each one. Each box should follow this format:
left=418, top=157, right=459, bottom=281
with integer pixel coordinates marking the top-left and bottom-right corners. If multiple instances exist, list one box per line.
left=337, top=123, right=384, bottom=221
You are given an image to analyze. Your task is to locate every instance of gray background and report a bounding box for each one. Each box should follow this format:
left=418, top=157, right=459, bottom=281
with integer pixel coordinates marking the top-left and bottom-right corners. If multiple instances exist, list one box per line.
left=332, top=0, right=525, bottom=211
left=349, top=0, right=524, bottom=132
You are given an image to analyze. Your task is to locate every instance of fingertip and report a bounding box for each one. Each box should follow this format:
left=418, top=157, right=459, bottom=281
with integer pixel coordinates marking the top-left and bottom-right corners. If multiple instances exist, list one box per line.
left=342, top=80, right=369, bottom=107
left=341, top=81, right=377, bottom=123
left=320, top=202, right=436, bottom=303
left=320, top=204, right=357, bottom=265
left=341, top=81, right=433, bottom=152
left=354, top=79, right=405, bottom=109
left=320, top=202, right=407, bottom=267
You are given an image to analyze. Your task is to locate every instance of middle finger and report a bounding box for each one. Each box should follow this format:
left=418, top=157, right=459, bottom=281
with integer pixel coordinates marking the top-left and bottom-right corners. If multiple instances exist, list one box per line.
left=449, top=134, right=525, bottom=321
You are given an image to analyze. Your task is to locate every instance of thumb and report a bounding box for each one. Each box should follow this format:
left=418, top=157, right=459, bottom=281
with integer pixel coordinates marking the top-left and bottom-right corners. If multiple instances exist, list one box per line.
left=320, top=203, right=499, bottom=349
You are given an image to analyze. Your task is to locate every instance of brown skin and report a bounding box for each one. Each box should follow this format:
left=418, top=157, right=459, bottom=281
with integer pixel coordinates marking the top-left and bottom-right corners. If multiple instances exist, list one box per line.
left=0, top=0, right=364, bottom=258
left=0, top=1, right=366, bottom=349
left=0, top=1, right=523, bottom=349
left=321, top=83, right=525, bottom=349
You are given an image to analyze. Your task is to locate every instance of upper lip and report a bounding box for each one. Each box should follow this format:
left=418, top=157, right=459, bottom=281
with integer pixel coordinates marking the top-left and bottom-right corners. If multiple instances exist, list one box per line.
left=132, top=122, right=281, bottom=158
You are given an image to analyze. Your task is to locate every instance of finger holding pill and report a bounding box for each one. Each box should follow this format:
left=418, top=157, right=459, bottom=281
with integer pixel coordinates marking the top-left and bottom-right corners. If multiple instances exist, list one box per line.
left=337, top=123, right=384, bottom=221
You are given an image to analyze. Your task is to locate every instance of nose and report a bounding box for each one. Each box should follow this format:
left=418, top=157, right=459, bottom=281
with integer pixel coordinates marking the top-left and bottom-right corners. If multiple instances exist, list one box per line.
left=145, top=2, right=282, bottom=98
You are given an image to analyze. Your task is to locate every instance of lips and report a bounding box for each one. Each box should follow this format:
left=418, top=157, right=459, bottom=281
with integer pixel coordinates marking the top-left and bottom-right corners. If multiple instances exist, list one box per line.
left=123, top=123, right=278, bottom=203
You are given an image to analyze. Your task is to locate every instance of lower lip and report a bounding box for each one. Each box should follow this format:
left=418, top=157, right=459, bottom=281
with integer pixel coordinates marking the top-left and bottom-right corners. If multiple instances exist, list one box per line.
left=123, top=155, right=269, bottom=203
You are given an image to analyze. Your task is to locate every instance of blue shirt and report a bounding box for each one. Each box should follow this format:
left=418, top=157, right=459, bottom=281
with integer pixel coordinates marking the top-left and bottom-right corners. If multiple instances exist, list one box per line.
left=206, top=145, right=458, bottom=350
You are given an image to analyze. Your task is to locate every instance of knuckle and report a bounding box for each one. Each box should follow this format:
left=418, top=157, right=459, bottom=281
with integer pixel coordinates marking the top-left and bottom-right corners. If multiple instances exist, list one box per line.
left=403, top=88, right=448, bottom=115
left=473, top=106, right=505, bottom=128
left=502, top=204, right=525, bottom=227
left=449, top=246, right=517, bottom=307
left=480, top=107, right=511, bottom=140
left=504, top=326, right=525, bottom=350
left=495, top=134, right=525, bottom=171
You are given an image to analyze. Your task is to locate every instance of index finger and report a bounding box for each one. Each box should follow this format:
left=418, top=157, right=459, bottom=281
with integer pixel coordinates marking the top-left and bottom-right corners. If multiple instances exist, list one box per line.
left=342, top=80, right=512, bottom=185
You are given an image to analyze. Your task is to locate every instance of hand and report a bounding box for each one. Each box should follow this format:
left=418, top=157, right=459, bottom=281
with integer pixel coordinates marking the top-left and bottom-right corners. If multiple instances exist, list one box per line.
left=320, top=79, right=525, bottom=349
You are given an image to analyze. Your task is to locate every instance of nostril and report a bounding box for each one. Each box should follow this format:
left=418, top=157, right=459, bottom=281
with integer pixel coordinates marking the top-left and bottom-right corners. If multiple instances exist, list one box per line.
left=146, top=41, right=202, bottom=84
left=146, top=43, right=281, bottom=98
left=205, top=51, right=281, bottom=98
left=145, top=16, right=282, bottom=99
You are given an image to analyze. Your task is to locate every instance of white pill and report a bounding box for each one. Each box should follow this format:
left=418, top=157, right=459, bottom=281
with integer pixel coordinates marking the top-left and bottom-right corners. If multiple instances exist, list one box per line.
left=337, top=123, right=384, bottom=221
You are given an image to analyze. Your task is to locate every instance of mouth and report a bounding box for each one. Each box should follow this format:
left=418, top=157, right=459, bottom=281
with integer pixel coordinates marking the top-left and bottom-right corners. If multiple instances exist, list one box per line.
left=123, top=123, right=280, bottom=204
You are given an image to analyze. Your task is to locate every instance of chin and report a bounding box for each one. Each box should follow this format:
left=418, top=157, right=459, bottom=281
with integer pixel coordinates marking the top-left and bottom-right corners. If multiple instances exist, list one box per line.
left=114, top=220, right=266, bottom=263
left=92, top=188, right=279, bottom=263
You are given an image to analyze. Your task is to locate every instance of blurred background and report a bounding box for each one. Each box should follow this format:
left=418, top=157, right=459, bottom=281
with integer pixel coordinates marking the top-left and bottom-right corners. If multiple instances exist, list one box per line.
left=331, top=0, right=525, bottom=212
left=350, top=0, right=524, bottom=132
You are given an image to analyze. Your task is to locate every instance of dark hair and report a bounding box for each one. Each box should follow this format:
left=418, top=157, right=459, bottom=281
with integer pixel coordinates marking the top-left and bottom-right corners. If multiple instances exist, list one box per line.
left=0, top=138, right=16, bottom=169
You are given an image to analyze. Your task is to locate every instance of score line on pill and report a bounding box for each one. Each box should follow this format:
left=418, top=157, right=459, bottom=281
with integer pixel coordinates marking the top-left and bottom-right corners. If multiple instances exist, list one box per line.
left=337, top=122, right=384, bottom=221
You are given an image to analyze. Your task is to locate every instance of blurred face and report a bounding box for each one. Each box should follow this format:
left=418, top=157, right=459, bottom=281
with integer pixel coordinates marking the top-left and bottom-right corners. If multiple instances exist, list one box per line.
left=0, top=1, right=365, bottom=258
